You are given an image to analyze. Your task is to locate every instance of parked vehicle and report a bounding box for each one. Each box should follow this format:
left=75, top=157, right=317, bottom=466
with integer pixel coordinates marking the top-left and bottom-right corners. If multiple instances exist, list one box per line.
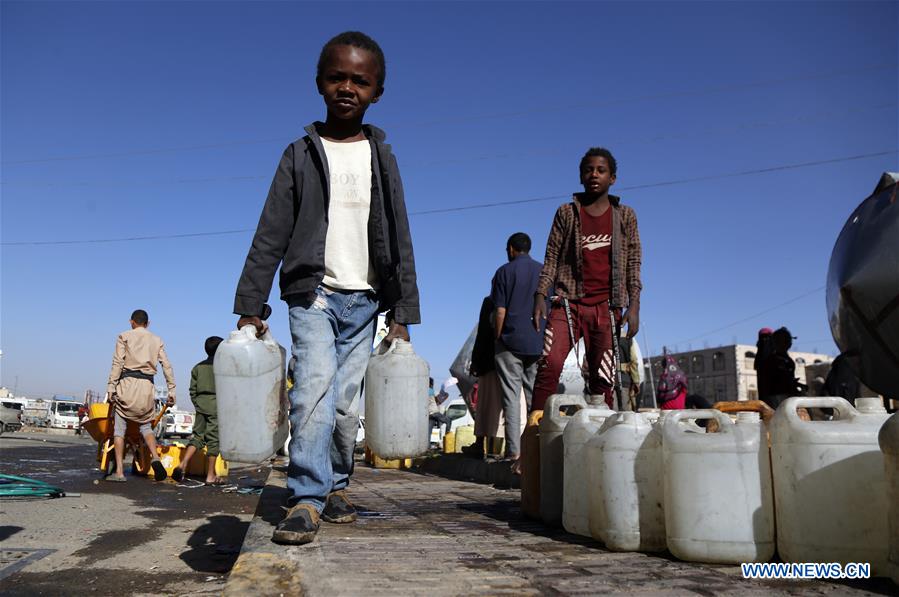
left=429, top=397, right=475, bottom=444
left=164, top=409, right=195, bottom=437
left=48, top=400, right=81, bottom=430
left=23, top=398, right=51, bottom=427
left=0, top=401, right=23, bottom=433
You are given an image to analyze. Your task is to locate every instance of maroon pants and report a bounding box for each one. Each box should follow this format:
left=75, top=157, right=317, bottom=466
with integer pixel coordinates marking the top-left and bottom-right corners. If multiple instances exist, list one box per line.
left=532, top=301, right=618, bottom=411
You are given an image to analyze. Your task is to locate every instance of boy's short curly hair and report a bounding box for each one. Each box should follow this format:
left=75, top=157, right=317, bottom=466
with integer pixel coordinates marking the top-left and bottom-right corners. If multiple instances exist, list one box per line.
left=318, top=31, right=387, bottom=88
left=579, top=147, right=618, bottom=176
left=204, top=336, right=224, bottom=358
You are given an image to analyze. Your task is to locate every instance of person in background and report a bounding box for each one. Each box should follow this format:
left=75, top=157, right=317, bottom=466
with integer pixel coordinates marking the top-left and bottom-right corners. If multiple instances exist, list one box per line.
left=824, top=352, right=862, bottom=405
left=618, top=336, right=644, bottom=410
left=753, top=327, right=774, bottom=400
left=173, top=336, right=226, bottom=485
left=491, top=232, right=544, bottom=464
left=105, top=309, right=176, bottom=482
left=656, top=353, right=687, bottom=410
left=759, top=327, right=807, bottom=409
left=428, top=378, right=452, bottom=440
left=467, top=297, right=503, bottom=459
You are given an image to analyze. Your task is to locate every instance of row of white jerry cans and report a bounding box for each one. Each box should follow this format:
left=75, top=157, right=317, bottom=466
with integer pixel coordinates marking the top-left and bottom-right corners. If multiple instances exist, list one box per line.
left=542, top=393, right=897, bottom=580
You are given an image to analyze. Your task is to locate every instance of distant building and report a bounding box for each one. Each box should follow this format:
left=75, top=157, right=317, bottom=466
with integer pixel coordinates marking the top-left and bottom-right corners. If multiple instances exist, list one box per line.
left=642, top=344, right=833, bottom=404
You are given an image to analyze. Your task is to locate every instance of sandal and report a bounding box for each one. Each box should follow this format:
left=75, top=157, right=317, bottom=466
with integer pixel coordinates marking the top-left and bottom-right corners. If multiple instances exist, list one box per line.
left=104, top=475, right=127, bottom=483
left=150, top=459, right=168, bottom=482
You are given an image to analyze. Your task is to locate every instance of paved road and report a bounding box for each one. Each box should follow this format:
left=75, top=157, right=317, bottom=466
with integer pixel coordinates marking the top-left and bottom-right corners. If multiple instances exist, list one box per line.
left=228, top=464, right=896, bottom=597
left=3, top=432, right=895, bottom=596
left=0, top=431, right=268, bottom=596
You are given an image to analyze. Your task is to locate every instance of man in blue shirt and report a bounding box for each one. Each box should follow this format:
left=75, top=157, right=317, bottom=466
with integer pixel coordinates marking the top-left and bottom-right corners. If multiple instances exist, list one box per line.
left=491, top=233, right=545, bottom=462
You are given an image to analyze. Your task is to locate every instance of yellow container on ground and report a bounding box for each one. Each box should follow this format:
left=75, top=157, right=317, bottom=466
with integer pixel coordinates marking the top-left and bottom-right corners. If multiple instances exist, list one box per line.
left=156, top=444, right=183, bottom=477
left=185, top=446, right=229, bottom=477
left=453, top=425, right=476, bottom=453
left=521, top=410, right=544, bottom=519
left=443, top=431, right=456, bottom=454
left=364, top=445, right=412, bottom=469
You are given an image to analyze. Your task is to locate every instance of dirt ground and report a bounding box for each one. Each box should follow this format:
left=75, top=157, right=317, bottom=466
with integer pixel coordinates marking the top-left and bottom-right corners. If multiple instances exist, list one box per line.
left=0, top=430, right=270, bottom=596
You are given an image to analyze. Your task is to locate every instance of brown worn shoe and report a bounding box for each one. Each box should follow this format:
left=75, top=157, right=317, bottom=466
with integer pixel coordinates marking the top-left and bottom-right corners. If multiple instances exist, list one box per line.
left=321, top=490, right=357, bottom=524
left=272, top=503, right=320, bottom=545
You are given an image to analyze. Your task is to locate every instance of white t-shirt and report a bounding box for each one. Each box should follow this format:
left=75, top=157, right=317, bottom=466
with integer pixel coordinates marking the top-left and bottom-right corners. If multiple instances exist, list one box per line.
left=320, top=137, right=377, bottom=291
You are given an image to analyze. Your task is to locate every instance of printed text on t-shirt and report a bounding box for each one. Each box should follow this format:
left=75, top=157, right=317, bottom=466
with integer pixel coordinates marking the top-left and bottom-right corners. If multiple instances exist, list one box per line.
left=581, top=233, right=611, bottom=252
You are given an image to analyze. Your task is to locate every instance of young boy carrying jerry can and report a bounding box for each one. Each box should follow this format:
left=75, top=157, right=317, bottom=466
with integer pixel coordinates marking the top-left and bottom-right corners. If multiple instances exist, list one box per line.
left=233, top=32, right=420, bottom=545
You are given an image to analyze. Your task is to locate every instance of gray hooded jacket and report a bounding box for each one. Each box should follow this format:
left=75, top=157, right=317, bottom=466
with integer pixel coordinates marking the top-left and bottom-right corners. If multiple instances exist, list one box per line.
left=234, top=123, right=421, bottom=325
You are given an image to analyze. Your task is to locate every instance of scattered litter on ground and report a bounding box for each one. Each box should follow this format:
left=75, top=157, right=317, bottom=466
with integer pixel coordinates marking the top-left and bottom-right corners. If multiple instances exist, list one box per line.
left=237, top=486, right=263, bottom=495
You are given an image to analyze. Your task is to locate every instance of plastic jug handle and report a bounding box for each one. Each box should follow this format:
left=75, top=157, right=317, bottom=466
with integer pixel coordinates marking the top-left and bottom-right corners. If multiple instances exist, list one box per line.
left=239, top=323, right=279, bottom=345
left=664, top=409, right=732, bottom=435
left=713, top=400, right=775, bottom=424
left=374, top=337, right=400, bottom=356
left=782, top=396, right=856, bottom=423
left=239, top=324, right=260, bottom=341
left=544, top=395, right=588, bottom=419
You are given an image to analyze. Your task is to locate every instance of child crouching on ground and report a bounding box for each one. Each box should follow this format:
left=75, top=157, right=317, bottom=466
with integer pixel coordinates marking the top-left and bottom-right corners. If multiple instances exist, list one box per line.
left=172, top=336, right=225, bottom=484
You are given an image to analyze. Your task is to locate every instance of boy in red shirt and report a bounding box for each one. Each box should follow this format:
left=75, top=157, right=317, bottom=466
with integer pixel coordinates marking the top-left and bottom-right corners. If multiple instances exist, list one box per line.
left=531, top=148, right=642, bottom=409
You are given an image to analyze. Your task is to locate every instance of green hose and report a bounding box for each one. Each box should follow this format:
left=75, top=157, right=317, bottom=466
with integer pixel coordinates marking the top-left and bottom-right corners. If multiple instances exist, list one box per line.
left=0, top=473, right=68, bottom=498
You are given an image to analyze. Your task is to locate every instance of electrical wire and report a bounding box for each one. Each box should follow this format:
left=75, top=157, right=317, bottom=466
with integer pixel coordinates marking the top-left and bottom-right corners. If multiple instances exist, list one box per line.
left=3, top=149, right=895, bottom=246
left=667, top=285, right=826, bottom=347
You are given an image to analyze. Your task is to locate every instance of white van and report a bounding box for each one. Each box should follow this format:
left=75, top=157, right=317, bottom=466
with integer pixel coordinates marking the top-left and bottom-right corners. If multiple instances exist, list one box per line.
left=429, top=397, right=474, bottom=444
left=48, top=400, right=81, bottom=429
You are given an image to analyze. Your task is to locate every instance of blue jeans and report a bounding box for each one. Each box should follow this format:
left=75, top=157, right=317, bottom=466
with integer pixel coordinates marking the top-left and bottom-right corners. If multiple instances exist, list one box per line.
left=286, top=285, right=378, bottom=511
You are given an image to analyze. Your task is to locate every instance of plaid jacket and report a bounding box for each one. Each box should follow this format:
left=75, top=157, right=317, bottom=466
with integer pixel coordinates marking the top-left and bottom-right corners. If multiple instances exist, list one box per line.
left=536, top=195, right=642, bottom=308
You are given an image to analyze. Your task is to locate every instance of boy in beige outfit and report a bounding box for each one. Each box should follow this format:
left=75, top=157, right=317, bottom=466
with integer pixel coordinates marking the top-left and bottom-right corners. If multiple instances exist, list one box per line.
left=105, top=309, right=176, bottom=481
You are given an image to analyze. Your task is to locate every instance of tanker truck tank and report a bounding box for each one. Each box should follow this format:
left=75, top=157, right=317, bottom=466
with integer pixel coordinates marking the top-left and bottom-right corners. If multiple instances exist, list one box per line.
left=826, top=172, right=899, bottom=399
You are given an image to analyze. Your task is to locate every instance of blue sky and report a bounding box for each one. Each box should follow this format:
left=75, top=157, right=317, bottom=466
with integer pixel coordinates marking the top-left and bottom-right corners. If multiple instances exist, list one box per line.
left=2, top=1, right=897, bottom=401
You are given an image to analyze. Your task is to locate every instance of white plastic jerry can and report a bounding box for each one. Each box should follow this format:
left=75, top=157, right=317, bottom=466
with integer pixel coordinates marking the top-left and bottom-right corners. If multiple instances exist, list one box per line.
left=539, top=394, right=587, bottom=526
left=879, top=411, right=899, bottom=585
left=364, top=339, right=430, bottom=460
left=663, top=410, right=775, bottom=564
left=589, top=410, right=666, bottom=552
left=214, top=326, right=289, bottom=463
left=562, top=406, right=613, bottom=537
left=771, top=397, right=891, bottom=575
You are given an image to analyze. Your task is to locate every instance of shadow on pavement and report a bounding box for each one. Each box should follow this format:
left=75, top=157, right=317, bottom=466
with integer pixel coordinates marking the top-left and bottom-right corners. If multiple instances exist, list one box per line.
left=255, top=482, right=289, bottom=527
left=0, top=525, right=24, bottom=542
left=457, top=500, right=607, bottom=547
left=180, top=514, right=250, bottom=574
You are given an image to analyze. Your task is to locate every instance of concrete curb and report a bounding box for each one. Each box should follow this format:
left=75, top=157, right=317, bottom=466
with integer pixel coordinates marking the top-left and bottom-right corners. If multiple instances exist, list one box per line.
left=224, top=454, right=517, bottom=595
left=223, top=466, right=302, bottom=597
